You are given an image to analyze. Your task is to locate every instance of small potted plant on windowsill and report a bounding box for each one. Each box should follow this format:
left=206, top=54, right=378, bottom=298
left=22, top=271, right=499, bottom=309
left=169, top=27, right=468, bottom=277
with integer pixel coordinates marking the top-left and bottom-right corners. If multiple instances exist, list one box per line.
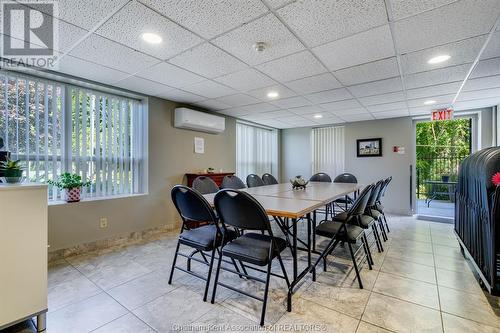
left=0, top=158, right=24, bottom=183
left=48, top=173, right=91, bottom=202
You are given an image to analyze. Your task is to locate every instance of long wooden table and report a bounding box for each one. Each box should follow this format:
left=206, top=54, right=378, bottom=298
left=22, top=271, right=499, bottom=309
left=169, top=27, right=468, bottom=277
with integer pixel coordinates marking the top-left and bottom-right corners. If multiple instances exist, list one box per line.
left=203, top=182, right=361, bottom=311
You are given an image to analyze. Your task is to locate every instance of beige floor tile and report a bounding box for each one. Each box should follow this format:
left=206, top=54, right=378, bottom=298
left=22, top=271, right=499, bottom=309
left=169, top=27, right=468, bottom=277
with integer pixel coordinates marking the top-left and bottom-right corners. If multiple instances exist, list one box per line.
left=433, top=244, right=463, bottom=259
left=439, top=286, right=500, bottom=328
left=381, top=257, right=436, bottom=284
left=189, top=305, right=260, bottom=333
left=356, top=321, right=393, bottom=333
left=48, top=271, right=101, bottom=312
left=442, top=313, right=500, bottom=333
left=436, top=268, right=482, bottom=294
left=386, top=246, right=435, bottom=266
left=92, top=313, right=155, bottom=333
left=373, top=271, right=440, bottom=309
left=362, top=293, right=442, bottom=332
left=434, top=255, right=472, bottom=273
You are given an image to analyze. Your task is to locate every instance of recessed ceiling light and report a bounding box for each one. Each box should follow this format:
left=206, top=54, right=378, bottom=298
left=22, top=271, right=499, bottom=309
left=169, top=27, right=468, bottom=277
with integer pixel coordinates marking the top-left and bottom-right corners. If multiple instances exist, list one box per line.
left=313, top=114, right=323, bottom=119
left=267, top=91, right=279, bottom=98
left=141, top=32, right=162, bottom=44
left=424, top=100, right=437, bottom=105
left=427, top=55, right=450, bottom=64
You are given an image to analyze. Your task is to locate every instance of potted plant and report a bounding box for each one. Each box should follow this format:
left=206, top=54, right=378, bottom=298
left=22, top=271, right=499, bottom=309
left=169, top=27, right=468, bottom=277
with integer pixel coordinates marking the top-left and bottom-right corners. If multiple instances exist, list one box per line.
left=0, top=158, right=24, bottom=183
left=48, top=173, right=91, bottom=202
left=207, top=167, right=215, bottom=174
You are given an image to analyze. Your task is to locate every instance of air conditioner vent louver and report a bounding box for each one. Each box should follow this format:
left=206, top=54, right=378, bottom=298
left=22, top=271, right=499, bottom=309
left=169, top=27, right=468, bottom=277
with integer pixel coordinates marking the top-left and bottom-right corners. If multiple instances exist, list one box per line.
left=174, top=108, right=225, bottom=134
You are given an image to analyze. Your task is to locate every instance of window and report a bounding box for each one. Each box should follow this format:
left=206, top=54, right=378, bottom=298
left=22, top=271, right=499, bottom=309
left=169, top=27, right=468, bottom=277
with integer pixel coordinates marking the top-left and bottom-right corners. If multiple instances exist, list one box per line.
left=0, top=71, right=147, bottom=201
left=236, top=122, right=278, bottom=179
left=311, top=126, right=345, bottom=177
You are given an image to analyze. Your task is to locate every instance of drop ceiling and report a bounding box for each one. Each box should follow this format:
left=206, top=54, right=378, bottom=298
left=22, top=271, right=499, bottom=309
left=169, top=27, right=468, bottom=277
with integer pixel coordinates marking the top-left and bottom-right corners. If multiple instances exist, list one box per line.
left=2, top=0, right=500, bottom=129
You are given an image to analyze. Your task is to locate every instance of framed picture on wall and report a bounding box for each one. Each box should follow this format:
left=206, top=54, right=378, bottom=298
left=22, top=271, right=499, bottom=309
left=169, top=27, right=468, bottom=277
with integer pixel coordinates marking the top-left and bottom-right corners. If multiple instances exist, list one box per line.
left=357, top=138, right=382, bottom=157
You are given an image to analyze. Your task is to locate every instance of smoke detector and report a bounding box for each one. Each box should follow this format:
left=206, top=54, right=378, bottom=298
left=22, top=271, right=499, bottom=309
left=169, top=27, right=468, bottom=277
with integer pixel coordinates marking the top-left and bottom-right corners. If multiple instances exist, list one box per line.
left=253, top=42, right=267, bottom=52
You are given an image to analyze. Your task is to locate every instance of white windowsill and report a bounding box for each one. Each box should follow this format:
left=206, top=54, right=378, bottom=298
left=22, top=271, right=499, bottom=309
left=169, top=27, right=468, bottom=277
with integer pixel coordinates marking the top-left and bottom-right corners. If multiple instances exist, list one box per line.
left=48, top=192, right=149, bottom=206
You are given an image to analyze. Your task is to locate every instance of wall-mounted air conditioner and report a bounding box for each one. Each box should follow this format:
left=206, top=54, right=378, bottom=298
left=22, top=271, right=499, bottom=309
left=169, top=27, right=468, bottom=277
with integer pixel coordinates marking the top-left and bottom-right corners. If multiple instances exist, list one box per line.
left=174, top=108, right=225, bottom=134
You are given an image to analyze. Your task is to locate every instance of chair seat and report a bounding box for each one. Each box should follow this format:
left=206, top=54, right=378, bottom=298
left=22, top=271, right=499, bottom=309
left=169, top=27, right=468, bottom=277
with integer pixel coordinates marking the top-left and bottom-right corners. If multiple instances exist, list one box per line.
left=334, top=196, right=354, bottom=205
left=370, top=210, right=382, bottom=219
left=359, top=215, right=375, bottom=228
left=375, top=203, right=384, bottom=212
left=331, top=212, right=349, bottom=222
left=315, top=221, right=364, bottom=243
left=222, top=233, right=286, bottom=266
left=179, top=225, right=237, bottom=251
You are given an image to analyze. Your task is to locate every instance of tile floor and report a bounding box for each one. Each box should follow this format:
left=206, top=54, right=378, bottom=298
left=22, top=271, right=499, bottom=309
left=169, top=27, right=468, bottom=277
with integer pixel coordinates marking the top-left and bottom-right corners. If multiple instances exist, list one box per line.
left=4, top=215, right=500, bottom=333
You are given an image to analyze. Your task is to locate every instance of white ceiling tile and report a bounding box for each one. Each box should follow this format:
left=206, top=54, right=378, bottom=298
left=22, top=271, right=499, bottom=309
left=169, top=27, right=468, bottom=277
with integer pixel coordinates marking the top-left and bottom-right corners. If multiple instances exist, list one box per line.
left=305, top=88, right=353, bottom=104
left=482, top=31, right=500, bottom=60
left=247, top=84, right=296, bottom=101
left=358, top=91, right=406, bottom=106
left=271, top=96, right=311, bottom=109
left=313, top=25, right=395, bottom=71
left=241, top=103, right=279, bottom=113
left=264, top=0, right=294, bottom=9
left=169, top=43, right=248, bottom=79
left=366, top=101, right=408, bottom=112
left=406, top=94, right=455, bottom=108
left=393, top=0, right=500, bottom=53
left=256, top=51, right=326, bottom=82
left=406, top=82, right=461, bottom=99
left=140, top=0, right=268, bottom=39
left=457, top=87, right=500, bottom=101
left=214, top=68, right=276, bottom=92
left=155, top=88, right=205, bottom=103
left=258, top=119, right=291, bottom=129
left=334, top=57, right=400, bottom=86
left=137, top=62, right=205, bottom=88
left=193, top=99, right=231, bottom=111
left=288, top=105, right=324, bottom=115
left=212, top=13, right=304, bottom=66
left=217, top=106, right=251, bottom=117
left=404, top=63, right=470, bottom=89
left=114, top=76, right=172, bottom=96
left=463, top=75, right=500, bottom=92
left=57, top=56, right=130, bottom=85
left=401, top=36, right=486, bottom=75
left=214, top=93, right=261, bottom=107
left=181, top=80, right=236, bottom=99
left=319, top=99, right=363, bottom=111
left=328, top=107, right=367, bottom=116
left=470, top=57, right=500, bottom=78
left=388, top=0, right=458, bottom=20
left=340, top=113, right=375, bottom=122
left=69, top=34, right=158, bottom=74
left=409, top=106, right=434, bottom=116
left=277, top=0, right=388, bottom=47
left=348, top=77, right=403, bottom=97
left=279, top=115, right=310, bottom=125
left=453, top=97, right=500, bottom=110
left=259, top=110, right=296, bottom=119
left=285, top=73, right=342, bottom=94
left=373, top=110, right=409, bottom=119
left=96, top=2, right=202, bottom=60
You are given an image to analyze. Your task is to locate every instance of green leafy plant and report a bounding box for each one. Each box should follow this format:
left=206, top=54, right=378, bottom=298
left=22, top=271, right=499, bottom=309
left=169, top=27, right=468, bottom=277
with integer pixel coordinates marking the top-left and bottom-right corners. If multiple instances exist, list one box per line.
left=48, top=173, right=91, bottom=190
left=0, top=158, right=23, bottom=172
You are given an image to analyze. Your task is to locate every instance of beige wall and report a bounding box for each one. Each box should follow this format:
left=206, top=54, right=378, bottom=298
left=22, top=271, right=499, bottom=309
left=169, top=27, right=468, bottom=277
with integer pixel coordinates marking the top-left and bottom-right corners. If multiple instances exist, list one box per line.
left=48, top=97, right=236, bottom=251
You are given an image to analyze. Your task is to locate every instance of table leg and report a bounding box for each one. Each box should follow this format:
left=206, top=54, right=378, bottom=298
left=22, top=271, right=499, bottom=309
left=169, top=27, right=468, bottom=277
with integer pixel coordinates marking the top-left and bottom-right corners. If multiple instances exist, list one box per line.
left=312, top=210, right=317, bottom=252
left=292, top=218, right=297, bottom=280
left=36, top=313, right=46, bottom=332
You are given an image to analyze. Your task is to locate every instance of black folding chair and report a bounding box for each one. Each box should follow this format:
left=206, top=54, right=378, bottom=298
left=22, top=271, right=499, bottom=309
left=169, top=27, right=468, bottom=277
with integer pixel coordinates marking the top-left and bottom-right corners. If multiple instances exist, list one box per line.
left=220, top=175, right=246, bottom=189
left=246, top=174, right=265, bottom=188
left=262, top=173, right=278, bottom=185
left=211, top=190, right=290, bottom=326
left=168, top=185, right=239, bottom=301
left=364, top=180, right=388, bottom=248
left=192, top=176, right=219, bottom=194
left=309, top=172, right=333, bottom=218
left=375, top=176, right=392, bottom=234
left=332, top=173, right=358, bottom=212
left=313, top=185, right=373, bottom=289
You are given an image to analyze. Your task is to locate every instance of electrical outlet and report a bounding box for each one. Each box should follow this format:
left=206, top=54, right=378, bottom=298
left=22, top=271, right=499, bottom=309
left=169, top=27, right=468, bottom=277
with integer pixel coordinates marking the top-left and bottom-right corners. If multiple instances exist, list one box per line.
left=100, top=218, right=108, bottom=228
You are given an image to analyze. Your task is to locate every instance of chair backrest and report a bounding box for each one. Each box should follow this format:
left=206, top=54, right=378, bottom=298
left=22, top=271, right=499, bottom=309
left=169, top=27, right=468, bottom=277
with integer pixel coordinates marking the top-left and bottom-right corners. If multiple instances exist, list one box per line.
left=333, top=173, right=358, bottom=183
left=379, top=176, right=392, bottom=199
left=348, top=184, right=374, bottom=216
left=221, top=175, right=246, bottom=189
left=192, top=176, right=219, bottom=194
left=246, top=174, right=265, bottom=188
left=366, top=180, right=384, bottom=208
left=171, top=185, right=217, bottom=227
left=376, top=177, right=391, bottom=202
left=310, top=172, right=332, bottom=182
left=262, top=173, right=278, bottom=185
left=214, top=190, right=272, bottom=233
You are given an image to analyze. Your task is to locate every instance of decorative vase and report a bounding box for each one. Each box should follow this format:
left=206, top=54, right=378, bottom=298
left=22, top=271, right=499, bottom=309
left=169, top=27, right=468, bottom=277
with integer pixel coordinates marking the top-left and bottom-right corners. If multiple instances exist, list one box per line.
left=65, top=187, right=81, bottom=202
left=3, top=169, right=23, bottom=183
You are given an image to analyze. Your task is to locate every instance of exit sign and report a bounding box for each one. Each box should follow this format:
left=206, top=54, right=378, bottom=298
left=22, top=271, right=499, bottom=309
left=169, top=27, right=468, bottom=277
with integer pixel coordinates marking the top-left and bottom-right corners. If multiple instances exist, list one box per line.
left=431, top=108, right=454, bottom=121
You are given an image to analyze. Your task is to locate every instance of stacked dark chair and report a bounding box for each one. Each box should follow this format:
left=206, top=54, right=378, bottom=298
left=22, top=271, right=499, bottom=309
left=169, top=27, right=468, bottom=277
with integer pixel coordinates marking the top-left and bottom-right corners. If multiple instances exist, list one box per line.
left=262, top=173, right=279, bottom=185
left=168, top=186, right=239, bottom=301
left=374, top=176, right=392, bottom=234
left=211, top=190, right=290, bottom=326
left=309, top=172, right=333, bottom=218
left=220, top=175, right=246, bottom=189
left=246, top=174, right=265, bottom=188
left=192, top=176, right=219, bottom=194
left=313, top=185, right=374, bottom=289
left=364, top=180, right=387, bottom=250
left=333, top=173, right=357, bottom=212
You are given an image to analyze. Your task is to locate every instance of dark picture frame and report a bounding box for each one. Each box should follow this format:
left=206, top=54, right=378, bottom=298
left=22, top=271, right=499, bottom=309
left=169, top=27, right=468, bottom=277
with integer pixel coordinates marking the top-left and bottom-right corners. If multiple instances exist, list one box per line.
left=357, top=138, right=382, bottom=157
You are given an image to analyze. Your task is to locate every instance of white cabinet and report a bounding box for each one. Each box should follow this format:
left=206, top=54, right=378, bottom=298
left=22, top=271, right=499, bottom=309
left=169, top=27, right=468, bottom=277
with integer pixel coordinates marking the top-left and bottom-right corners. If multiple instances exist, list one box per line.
left=0, top=184, right=48, bottom=331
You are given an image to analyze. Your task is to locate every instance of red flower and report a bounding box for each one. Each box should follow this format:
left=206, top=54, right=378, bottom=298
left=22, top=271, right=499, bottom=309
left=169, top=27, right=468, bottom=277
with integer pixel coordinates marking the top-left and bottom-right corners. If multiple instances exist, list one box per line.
left=492, top=172, right=500, bottom=186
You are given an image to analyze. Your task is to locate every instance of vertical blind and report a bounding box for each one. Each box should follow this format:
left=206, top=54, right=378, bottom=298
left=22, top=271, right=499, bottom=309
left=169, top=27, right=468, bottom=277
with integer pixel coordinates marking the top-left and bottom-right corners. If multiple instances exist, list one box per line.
left=311, top=126, right=345, bottom=177
left=236, top=122, right=278, bottom=179
left=0, top=71, right=147, bottom=200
